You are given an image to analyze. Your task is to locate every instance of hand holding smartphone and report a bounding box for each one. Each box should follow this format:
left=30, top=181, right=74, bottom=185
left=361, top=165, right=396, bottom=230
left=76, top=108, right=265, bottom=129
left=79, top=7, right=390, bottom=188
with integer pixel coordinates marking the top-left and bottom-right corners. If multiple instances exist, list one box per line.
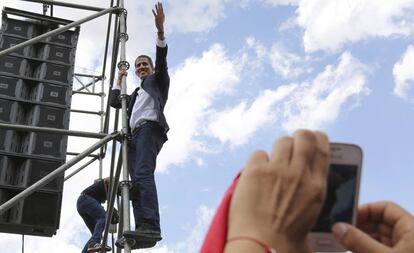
left=309, top=143, right=363, bottom=252
left=223, top=131, right=362, bottom=253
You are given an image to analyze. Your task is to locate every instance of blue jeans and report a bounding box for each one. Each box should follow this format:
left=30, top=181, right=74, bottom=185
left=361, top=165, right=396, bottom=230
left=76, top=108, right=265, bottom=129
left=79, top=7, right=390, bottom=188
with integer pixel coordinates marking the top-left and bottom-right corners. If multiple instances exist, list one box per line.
left=128, top=121, right=166, bottom=232
left=77, top=194, right=106, bottom=253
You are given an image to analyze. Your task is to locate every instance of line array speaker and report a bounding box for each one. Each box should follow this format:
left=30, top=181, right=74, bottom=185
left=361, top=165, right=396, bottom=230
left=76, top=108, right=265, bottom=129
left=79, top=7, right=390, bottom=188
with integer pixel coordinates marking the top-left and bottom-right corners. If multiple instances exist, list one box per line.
left=0, top=7, right=80, bottom=237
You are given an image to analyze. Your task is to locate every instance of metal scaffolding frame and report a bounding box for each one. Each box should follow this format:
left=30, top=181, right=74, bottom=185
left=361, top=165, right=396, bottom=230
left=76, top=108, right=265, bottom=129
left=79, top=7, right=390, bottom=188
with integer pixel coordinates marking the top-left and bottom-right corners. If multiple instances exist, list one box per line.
left=0, top=0, right=135, bottom=252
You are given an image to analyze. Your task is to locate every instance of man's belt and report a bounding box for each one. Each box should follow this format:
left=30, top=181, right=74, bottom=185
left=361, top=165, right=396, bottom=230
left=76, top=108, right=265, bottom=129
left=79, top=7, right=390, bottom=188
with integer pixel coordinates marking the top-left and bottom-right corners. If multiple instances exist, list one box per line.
left=132, top=120, right=153, bottom=135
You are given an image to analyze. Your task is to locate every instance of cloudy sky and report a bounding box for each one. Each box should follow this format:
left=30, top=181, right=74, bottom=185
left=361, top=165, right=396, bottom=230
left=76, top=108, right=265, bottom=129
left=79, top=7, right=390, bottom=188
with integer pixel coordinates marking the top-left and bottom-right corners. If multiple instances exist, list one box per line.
left=1, top=0, right=414, bottom=252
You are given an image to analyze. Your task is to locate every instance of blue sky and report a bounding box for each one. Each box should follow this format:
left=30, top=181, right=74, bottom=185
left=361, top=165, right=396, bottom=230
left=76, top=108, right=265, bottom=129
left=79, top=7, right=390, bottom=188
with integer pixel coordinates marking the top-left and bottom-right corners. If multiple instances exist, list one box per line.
left=1, top=0, right=414, bottom=252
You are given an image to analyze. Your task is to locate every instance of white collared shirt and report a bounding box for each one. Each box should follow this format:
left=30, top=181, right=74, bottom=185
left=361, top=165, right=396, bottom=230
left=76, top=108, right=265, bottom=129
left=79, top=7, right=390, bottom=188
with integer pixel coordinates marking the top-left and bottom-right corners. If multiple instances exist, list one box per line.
left=112, top=37, right=166, bottom=131
left=129, top=87, right=157, bottom=130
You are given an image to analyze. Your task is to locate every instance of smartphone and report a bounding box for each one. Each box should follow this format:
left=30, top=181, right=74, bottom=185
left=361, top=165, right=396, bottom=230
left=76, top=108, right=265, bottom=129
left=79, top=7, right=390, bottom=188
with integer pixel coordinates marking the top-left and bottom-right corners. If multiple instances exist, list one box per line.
left=308, top=143, right=363, bottom=252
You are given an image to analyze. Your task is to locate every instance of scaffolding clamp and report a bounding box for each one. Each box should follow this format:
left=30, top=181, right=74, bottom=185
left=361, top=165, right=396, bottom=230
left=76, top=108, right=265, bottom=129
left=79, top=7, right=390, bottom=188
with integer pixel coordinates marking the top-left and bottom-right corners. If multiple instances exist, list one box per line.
left=118, top=94, right=130, bottom=104
left=117, top=60, right=130, bottom=70
left=43, top=4, right=49, bottom=15
left=118, top=128, right=126, bottom=138
left=116, top=128, right=131, bottom=142
left=119, top=180, right=132, bottom=189
left=119, top=32, right=129, bottom=41
left=115, top=7, right=128, bottom=16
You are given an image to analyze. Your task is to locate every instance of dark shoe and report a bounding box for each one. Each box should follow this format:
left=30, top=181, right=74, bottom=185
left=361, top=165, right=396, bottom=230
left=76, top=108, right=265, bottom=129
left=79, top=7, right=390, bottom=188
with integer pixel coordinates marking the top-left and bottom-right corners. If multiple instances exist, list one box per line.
left=87, top=243, right=111, bottom=252
left=128, top=227, right=162, bottom=242
left=115, top=235, right=157, bottom=249
left=115, top=236, right=130, bottom=249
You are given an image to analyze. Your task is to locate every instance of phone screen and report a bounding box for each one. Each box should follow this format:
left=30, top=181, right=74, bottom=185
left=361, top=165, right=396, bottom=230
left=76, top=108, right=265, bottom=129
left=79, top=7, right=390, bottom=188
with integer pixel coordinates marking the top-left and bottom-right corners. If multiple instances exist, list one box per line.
left=312, top=164, right=358, bottom=232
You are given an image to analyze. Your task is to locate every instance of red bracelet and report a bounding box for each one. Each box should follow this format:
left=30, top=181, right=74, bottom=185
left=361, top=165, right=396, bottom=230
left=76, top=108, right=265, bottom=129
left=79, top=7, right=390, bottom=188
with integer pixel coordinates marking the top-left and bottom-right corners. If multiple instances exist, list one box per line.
left=227, top=236, right=277, bottom=253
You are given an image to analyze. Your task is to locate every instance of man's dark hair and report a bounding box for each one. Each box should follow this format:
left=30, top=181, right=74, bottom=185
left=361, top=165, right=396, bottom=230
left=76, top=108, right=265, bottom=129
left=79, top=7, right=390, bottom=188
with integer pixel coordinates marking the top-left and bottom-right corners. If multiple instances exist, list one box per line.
left=135, top=55, right=154, bottom=70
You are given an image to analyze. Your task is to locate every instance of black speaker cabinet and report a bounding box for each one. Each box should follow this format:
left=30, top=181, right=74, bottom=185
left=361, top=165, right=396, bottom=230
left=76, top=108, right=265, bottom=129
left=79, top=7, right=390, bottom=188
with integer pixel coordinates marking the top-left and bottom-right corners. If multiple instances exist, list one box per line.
left=3, top=189, right=63, bottom=237
left=0, top=7, right=80, bottom=237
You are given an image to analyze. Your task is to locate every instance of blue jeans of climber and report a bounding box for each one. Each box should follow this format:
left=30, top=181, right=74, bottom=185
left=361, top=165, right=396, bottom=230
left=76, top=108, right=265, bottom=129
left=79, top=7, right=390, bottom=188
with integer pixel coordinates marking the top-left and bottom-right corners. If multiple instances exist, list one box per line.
left=77, top=194, right=106, bottom=253
left=128, top=121, right=166, bottom=233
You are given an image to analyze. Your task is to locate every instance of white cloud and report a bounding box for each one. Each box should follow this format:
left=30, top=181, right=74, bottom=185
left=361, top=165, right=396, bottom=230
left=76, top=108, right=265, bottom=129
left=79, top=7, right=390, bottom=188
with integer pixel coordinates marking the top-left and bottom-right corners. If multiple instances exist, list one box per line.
left=227, top=0, right=414, bottom=52
left=263, top=0, right=300, bottom=6
left=269, top=43, right=305, bottom=79
left=172, top=205, right=214, bottom=253
left=207, top=52, right=370, bottom=146
left=281, top=52, right=370, bottom=131
left=234, top=37, right=267, bottom=80
left=393, top=45, right=414, bottom=100
left=296, top=0, right=414, bottom=52
left=245, top=37, right=268, bottom=67
left=132, top=205, right=214, bottom=253
left=137, top=246, right=172, bottom=253
left=238, top=0, right=299, bottom=7
left=158, top=44, right=239, bottom=171
left=240, top=37, right=306, bottom=80
left=168, top=0, right=227, bottom=33
left=207, top=85, right=296, bottom=147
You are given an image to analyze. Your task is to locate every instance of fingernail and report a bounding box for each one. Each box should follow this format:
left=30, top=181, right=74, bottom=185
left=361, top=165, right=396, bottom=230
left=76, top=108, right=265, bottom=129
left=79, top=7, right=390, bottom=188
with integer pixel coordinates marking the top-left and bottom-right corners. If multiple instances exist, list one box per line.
left=331, top=223, right=348, bottom=239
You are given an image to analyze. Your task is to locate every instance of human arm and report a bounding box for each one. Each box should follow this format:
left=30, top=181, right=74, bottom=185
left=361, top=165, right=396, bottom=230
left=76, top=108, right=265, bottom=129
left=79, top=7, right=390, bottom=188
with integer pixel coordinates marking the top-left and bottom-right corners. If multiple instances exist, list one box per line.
left=332, top=201, right=414, bottom=253
left=152, top=2, right=169, bottom=97
left=224, top=130, right=330, bottom=253
left=109, top=69, right=128, bottom=109
left=153, top=2, right=165, bottom=41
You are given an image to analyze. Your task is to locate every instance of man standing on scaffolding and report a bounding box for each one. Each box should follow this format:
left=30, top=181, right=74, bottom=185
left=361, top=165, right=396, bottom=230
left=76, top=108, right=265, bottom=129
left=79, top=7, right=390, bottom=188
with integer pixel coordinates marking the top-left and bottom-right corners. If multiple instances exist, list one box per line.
left=110, top=2, right=169, bottom=249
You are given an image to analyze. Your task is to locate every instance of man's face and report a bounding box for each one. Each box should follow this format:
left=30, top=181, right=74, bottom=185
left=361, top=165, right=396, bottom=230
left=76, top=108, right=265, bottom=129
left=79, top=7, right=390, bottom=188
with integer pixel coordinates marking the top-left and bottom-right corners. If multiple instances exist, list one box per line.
left=135, top=57, right=153, bottom=79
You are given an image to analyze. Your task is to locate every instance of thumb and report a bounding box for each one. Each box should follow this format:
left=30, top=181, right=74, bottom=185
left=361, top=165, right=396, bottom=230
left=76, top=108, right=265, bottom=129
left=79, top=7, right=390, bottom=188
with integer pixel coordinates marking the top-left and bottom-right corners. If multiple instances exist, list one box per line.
left=331, top=222, right=390, bottom=253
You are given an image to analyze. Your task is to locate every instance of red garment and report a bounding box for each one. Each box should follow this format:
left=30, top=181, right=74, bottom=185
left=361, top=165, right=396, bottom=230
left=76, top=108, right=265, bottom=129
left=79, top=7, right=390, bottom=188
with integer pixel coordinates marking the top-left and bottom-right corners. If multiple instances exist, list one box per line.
left=200, top=174, right=240, bottom=253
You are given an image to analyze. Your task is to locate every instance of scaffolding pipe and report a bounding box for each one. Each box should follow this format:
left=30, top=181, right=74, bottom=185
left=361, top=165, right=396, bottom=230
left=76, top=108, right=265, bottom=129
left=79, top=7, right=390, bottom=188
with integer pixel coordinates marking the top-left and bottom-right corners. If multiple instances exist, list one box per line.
left=103, top=11, right=121, bottom=136
left=116, top=194, right=124, bottom=253
left=92, top=73, right=96, bottom=93
left=20, top=0, right=105, bottom=12
left=111, top=0, right=123, bottom=234
left=67, top=152, right=100, bottom=158
left=3, top=7, right=72, bottom=25
left=0, top=122, right=107, bottom=138
left=98, top=0, right=117, bottom=161
left=64, top=157, right=98, bottom=181
left=106, top=105, right=120, bottom=253
left=100, top=79, right=105, bottom=133
left=74, top=73, right=104, bottom=79
left=0, top=132, right=120, bottom=215
left=0, top=6, right=117, bottom=58
left=72, top=91, right=103, bottom=96
left=99, top=74, right=105, bottom=179
left=76, top=79, right=100, bottom=92
left=75, top=76, right=92, bottom=93
left=100, top=0, right=115, bottom=83
left=102, top=149, right=123, bottom=252
left=117, top=0, right=132, bottom=251
left=71, top=109, right=103, bottom=116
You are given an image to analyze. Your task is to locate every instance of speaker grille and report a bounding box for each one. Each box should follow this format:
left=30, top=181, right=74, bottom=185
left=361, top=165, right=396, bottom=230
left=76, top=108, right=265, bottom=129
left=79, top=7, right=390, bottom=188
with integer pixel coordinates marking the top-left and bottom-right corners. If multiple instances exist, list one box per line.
left=0, top=8, right=79, bottom=237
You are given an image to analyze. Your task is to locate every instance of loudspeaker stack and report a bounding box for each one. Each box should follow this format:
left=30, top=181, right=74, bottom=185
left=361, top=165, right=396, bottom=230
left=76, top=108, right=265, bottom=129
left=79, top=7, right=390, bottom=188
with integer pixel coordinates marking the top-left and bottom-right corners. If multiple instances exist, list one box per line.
left=0, top=8, right=80, bottom=237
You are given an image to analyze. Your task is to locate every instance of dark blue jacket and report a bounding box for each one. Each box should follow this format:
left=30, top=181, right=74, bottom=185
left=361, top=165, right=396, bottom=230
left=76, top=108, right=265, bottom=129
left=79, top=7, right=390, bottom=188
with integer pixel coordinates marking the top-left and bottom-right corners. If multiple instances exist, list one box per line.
left=110, top=45, right=170, bottom=136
